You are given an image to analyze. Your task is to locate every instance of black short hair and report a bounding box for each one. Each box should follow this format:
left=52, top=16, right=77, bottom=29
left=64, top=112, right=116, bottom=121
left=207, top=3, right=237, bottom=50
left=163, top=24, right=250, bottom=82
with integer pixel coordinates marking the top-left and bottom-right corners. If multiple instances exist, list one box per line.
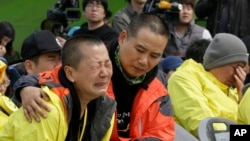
left=82, top=0, right=108, bottom=13
left=62, top=34, right=105, bottom=69
left=127, top=13, right=169, bottom=41
left=185, top=39, right=211, bottom=63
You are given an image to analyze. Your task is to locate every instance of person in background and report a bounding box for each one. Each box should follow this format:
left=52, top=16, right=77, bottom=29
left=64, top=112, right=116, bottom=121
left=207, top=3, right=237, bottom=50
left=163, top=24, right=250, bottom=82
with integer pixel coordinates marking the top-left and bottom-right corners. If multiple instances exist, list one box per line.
left=185, top=38, right=211, bottom=63
left=238, top=83, right=250, bottom=124
left=112, top=0, right=147, bottom=33
left=238, top=35, right=250, bottom=124
left=239, top=36, right=250, bottom=95
left=19, top=30, right=61, bottom=75
left=13, top=13, right=175, bottom=140
left=0, top=57, right=12, bottom=98
left=0, top=35, right=116, bottom=140
left=165, top=0, right=212, bottom=58
left=0, top=21, right=20, bottom=63
left=11, top=30, right=62, bottom=107
left=195, top=0, right=250, bottom=38
left=160, top=55, right=183, bottom=84
left=168, top=33, right=248, bottom=137
left=104, top=10, right=112, bottom=26
left=73, top=0, right=118, bottom=45
left=0, top=59, right=18, bottom=130
left=241, top=36, right=250, bottom=85
left=238, top=36, right=250, bottom=117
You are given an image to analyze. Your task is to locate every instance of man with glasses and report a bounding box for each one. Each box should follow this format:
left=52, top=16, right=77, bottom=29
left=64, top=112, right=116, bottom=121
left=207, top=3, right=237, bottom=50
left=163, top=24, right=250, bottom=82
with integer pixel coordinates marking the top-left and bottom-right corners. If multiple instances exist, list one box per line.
left=0, top=59, right=18, bottom=130
left=165, top=0, right=212, bottom=58
left=73, top=0, right=118, bottom=45
left=0, top=57, right=10, bottom=96
left=0, top=73, right=10, bottom=95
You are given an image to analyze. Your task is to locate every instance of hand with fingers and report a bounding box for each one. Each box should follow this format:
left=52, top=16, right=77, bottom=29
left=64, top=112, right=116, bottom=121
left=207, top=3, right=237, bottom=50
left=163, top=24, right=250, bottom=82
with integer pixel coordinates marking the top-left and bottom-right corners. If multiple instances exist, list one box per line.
left=234, top=65, right=247, bottom=103
left=20, top=86, right=51, bottom=122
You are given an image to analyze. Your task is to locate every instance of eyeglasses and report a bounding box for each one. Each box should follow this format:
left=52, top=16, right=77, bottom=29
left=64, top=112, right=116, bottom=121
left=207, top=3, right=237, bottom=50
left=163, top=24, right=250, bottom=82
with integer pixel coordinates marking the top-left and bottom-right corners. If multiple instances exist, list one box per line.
left=0, top=80, right=10, bottom=88
left=86, top=3, right=104, bottom=9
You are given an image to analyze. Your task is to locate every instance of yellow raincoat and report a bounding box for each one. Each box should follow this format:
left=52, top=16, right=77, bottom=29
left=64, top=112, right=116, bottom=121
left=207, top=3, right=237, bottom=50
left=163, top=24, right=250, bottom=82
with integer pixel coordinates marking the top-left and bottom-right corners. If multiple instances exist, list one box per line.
left=168, top=59, right=239, bottom=137
left=0, top=60, right=18, bottom=130
left=0, top=86, right=68, bottom=141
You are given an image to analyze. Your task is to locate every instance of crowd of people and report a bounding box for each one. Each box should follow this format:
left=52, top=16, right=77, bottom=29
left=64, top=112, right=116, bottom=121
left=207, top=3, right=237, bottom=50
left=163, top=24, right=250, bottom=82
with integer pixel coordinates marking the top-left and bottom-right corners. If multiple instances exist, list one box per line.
left=1, top=0, right=250, bottom=140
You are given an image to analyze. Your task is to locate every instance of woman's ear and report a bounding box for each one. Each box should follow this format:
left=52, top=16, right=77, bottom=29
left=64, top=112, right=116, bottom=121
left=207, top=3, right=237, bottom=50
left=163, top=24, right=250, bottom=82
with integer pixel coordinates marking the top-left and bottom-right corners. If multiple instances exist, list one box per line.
left=64, top=66, right=74, bottom=83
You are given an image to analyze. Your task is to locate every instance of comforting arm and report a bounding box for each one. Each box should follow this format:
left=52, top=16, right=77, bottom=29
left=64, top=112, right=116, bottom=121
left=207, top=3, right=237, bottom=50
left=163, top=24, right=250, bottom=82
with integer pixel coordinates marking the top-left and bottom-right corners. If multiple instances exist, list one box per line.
left=12, top=74, right=51, bottom=122
left=0, top=88, right=67, bottom=141
left=12, top=74, right=40, bottom=107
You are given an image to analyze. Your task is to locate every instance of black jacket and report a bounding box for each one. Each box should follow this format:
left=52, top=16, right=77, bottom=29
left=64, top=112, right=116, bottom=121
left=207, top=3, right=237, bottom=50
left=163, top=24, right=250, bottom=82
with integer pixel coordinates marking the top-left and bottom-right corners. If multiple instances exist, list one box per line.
left=73, top=24, right=118, bottom=45
left=195, top=0, right=250, bottom=38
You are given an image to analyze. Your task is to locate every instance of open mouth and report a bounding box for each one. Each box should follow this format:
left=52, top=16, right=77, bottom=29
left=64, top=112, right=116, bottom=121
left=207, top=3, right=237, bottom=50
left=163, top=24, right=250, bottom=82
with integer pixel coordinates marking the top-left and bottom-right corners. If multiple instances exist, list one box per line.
left=95, top=82, right=108, bottom=88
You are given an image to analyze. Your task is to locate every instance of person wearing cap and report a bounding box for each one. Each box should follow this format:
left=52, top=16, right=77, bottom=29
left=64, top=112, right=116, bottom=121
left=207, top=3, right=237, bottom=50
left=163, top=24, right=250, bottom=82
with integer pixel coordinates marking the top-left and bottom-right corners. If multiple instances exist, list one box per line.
left=20, top=30, right=61, bottom=74
left=73, top=0, right=118, bottom=45
left=164, top=0, right=212, bottom=58
left=11, top=30, right=61, bottom=107
left=160, top=55, right=183, bottom=83
left=168, top=33, right=249, bottom=137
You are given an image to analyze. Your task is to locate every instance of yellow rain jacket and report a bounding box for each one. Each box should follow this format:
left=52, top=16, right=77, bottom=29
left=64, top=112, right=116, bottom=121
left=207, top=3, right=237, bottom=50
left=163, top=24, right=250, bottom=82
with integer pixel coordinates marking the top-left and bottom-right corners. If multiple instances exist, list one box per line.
left=168, top=59, right=239, bottom=137
left=0, top=60, right=18, bottom=130
left=0, top=95, right=18, bottom=130
left=0, top=86, right=68, bottom=141
left=238, top=87, right=250, bottom=124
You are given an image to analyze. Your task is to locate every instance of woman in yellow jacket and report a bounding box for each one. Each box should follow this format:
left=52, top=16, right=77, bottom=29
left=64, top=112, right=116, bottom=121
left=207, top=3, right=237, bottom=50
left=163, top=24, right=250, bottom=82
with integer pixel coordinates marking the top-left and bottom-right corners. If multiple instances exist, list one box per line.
left=0, top=59, right=18, bottom=130
left=0, top=35, right=116, bottom=141
left=238, top=87, right=250, bottom=124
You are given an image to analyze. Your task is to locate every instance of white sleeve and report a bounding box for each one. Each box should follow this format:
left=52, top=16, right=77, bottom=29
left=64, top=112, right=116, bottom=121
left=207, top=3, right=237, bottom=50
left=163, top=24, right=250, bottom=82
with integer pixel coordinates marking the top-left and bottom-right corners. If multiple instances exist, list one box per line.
left=202, top=29, right=212, bottom=40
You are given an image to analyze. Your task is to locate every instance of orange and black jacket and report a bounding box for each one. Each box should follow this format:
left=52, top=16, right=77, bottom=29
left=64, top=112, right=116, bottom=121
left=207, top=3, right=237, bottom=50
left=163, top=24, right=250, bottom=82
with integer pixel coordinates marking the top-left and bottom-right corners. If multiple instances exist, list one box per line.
left=107, top=40, right=175, bottom=141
